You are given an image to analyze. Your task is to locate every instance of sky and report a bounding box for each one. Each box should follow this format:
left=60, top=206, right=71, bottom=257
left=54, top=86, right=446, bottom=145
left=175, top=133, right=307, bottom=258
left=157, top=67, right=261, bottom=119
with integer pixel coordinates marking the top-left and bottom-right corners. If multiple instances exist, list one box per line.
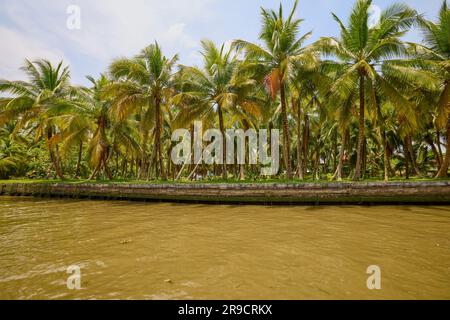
left=0, top=0, right=444, bottom=86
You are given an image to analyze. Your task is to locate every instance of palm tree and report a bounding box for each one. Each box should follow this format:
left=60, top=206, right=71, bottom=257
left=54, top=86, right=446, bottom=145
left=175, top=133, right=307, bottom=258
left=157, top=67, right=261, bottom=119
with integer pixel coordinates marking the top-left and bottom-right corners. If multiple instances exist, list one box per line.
left=58, top=74, right=141, bottom=180
left=233, top=0, right=316, bottom=179
left=173, top=40, right=258, bottom=180
left=63, top=75, right=114, bottom=179
left=314, top=0, right=418, bottom=180
left=411, top=1, right=450, bottom=177
left=0, top=122, right=28, bottom=179
left=289, top=56, right=327, bottom=179
left=105, top=42, right=178, bottom=180
left=0, top=59, right=74, bottom=179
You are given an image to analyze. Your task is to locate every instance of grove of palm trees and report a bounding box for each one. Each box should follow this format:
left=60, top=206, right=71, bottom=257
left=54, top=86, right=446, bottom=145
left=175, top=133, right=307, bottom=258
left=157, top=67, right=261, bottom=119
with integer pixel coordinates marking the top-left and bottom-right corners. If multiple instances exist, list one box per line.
left=1, top=0, right=449, bottom=183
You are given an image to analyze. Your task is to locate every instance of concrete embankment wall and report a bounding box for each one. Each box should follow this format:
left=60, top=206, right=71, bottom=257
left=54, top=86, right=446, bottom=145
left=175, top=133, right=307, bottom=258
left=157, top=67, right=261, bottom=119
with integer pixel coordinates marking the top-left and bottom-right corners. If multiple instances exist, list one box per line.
left=1, top=182, right=450, bottom=204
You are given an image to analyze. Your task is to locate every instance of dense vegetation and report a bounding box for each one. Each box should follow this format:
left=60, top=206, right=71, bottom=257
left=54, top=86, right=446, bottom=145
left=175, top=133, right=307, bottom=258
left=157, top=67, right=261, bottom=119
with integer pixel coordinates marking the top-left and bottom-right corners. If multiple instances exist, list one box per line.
left=0, top=0, right=449, bottom=182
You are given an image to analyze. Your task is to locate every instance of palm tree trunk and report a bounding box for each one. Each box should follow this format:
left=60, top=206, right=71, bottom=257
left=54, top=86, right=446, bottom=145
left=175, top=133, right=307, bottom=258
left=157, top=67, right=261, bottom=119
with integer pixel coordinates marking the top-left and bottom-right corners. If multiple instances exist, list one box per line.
left=362, top=138, right=367, bottom=179
left=382, top=128, right=389, bottom=182
left=121, top=159, right=127, bottom=178
left=74, top=141, right=83, bottom=178
left=189, top=123, right=195, bottom=174
left=167, top=140, right=173, bottom=180
left=355, top=74, right=365, bottom=180
left=314, top=130, right=321, bottom=180
left=295, top=97, right=304, bottom=180
left=332, top=128, right=348, bottom=181
left=425, top=134, right=441, bottom=168
left=406, top=135, right=422, bottom=176
left=154, top=97, right=165, bottom=180
left=115, top=151, right=119, bottom=177
left=88, top=164, right=101, bottom=181
left=49, top=149, right=63, bottom=179
left=146, top=132, right=156, bottom=180
left=239, top=164, right=245, bottom=180
left=135, top=158, right=139, bottom=178
left=404, top=140, right=410, bottom=179
left=280, top=79, right=292, bottom=179
left=55, top=149, right=63, bottom=179
left=217, top=103, right=227, bottom=180
left=332, top=129, right=338, bottom=173
left=138, top=128, right=149, bottom=180
left=303, top=114, right=309, bottom=178
left=103, top=154, right=113, bottom=180
left=90, top=116, right=110, bottom=180
left=436, top=128, right=444, bottom=163
left=436, top=119, right=450, bottom=178
left=46, top=127, right=64, bottom=180
left=239, top=120, right=250, bottom=181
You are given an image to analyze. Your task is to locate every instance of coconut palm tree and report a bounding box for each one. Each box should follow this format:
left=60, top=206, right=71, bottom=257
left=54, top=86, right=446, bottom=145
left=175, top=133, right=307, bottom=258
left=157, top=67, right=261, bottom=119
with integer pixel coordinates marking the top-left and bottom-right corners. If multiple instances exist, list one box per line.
left=409, top=1, right=450, bottom=177
left=0, top=122, right=28, bottom=178
left=232, top=0, right=316, bottom=179
left=314, top=0, right=418, bottom=180
left=62, top=75, right=114, bottom=179
left=377, top=2, right=450, bottom=178
left=173, top=40, right=259, bottom=180
left=289, top=56, right=328, bottom=179
left=105, top=42, right=178, bottom=180
left=58, top=74, right=141, bottom=180
left=0, top=59, right=74, bottom=179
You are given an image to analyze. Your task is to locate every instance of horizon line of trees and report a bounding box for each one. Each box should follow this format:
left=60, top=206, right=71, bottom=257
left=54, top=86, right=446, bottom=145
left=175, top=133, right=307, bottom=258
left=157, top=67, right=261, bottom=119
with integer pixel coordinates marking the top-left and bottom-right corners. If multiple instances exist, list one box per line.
left=0, top=0, right=449, bottom=182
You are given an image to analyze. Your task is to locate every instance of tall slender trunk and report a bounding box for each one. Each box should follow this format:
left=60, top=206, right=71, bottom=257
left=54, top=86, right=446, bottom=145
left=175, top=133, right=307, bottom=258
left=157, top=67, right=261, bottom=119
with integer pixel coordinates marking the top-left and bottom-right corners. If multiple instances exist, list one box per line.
left=436, top=119, right=450, bottom=178
left=332, top=128, right=348, bottom=181
left=354, top=73, right=365, bottom=180
left=404, top=140, right=410, bottom=179
left=382, top=128, right=389, bottom=182
left=239, top=120, right=250, bottom=181
left=406, top=135, right=422, bottom=176
left=121, top=159, right=127, bottom=178
left=88, top=163, right=101, bottom=181
left=332, top=129, right=338, bottom=173
left=135, top=158, right=139, bottom=178
left=146, top=132, right=156, bottom=180
left=362, top=138, right=367, bottom=179
left=167, top=139, right=173, bottom=180
left=47, top=127, right=64, bottom=180
left=104, top=153, right=113, bottom=180
left=239, top=165, right=245, bottom=181
left=74, top=141, right=83, bottom=178
left=114, top=150, right=119, bottom=177
left=189, top=123, right=195, bottom=174
left=279, top=78, right=292, bottom=179
left=436, top=128, right=444, bottom=163
left=89, top=115, right=110, bottom=180
left=302, top=113, right=309, bottom=178
left=387, top=147, right=395, bottom=177
left=295, top=97, right=304, bottom=180
left=314, top=130, right=322, bottom=180
left=138, top=127, right=149, bottom=180
left=154, top=97, right=165, bottom=180
left=49, top=148, right=63, bottom=179
left=217, top=103, right=227, bottom=180
left=425, top=134, right=441, bottom=168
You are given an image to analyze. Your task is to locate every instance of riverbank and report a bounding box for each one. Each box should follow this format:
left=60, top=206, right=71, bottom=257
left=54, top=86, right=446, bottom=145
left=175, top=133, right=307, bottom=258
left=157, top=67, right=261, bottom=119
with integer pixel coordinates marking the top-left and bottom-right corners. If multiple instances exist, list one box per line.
left=1, top=180, right=450, bottom=204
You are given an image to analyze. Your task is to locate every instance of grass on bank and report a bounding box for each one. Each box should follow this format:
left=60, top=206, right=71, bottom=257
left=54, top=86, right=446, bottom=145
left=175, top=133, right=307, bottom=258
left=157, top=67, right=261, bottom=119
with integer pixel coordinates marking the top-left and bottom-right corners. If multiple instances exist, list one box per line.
left=1, top=177, right=449, bottom=185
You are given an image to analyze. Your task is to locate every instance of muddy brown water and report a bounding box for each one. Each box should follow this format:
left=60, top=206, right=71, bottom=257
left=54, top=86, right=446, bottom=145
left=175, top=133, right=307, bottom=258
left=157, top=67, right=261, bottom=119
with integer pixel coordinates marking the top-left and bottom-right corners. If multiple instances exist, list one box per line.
left=0, top=196, right=449, bottom=299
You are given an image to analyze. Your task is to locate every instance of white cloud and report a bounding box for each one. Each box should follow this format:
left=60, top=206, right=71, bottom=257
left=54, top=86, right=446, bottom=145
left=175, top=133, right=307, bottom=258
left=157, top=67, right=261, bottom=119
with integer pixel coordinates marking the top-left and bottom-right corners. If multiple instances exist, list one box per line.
left=66, top=0, right=217, bottom=60
left=0, top=26, right=70, bottom=80
left=162, top=23, right=197, bottom=49
left=0, top=0, right=218, bottom=83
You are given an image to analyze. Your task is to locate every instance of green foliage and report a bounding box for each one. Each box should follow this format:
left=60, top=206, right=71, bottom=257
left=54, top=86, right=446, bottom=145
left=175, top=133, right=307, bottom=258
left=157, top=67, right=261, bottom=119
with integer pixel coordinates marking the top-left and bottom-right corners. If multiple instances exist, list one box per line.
left=0, top=0, right=449, bottom=182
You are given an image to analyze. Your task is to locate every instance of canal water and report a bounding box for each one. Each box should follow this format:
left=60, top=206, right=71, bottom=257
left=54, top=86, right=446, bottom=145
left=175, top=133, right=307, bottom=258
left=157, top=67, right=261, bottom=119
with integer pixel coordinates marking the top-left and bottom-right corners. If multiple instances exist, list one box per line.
left=0, top=196, right=449, bottom=299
